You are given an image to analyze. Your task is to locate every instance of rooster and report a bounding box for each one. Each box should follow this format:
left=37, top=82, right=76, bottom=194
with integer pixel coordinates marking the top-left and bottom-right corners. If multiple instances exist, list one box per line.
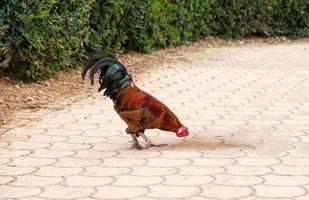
left=82, top=54, right=189, bottom=149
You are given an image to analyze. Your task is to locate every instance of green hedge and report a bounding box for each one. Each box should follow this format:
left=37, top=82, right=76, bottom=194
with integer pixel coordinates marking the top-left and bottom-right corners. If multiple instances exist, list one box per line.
left=1, top=0, right=308, bottom=81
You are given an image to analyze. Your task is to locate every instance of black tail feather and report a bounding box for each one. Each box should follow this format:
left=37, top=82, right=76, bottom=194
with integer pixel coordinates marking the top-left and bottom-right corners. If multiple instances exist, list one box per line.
left=82, top=54, right=132, bottom=98
left=82, top=54, right=122, bottom=85
left=81, top=54, right=120, bottom=81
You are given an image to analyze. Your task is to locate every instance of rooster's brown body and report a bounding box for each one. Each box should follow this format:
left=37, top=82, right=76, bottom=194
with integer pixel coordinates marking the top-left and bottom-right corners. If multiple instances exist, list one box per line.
left=82, top=54, right=189, bottom=149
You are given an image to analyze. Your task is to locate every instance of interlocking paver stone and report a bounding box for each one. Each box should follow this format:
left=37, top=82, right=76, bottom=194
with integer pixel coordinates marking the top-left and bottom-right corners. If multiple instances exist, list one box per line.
left=214, top=174, right=263, bottom=186
left=225, top=165, right=272, bottom=176
left=147, top=185, right=200, bottom=198
left=65, top=175, right=113, bottom=187
left=83, top=166, right=131, bottom=176
left=0, top=185, right=41, bottom=199
left=164, top=174, right=213, bottom=185
left=94, top=185, right=147, bottom=199
left=130, top=166, right=177, bottom=176
left=0, top=176, right=14, bottom=185
left=38, top=185, right=94, bottom=199
left=0, top=165, right=36, bottom=176
left=201, top=184, right=253, bottom=199
left=263, top=174, right=309, bottom=186
left=11, top=175, right=63, bottom=187
left=34, top=166, right=83, bottom=177
left=1, top=42, right=309, bottom=199
left=113, top=175, right=163, bottom=186
left=252, top=185, right=306, bottom=198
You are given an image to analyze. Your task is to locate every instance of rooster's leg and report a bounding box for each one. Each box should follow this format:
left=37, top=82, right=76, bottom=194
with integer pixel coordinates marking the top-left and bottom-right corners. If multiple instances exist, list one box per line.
left=139, top=132, right=167, bottom=148
left=130, top=134, right=142, bottom=150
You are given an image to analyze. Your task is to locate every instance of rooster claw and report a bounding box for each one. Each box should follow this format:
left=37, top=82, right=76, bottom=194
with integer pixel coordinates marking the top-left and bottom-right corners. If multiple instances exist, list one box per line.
left=131, top=144, right=143, bottom=150
left=145, top=142, right=167, bottom=149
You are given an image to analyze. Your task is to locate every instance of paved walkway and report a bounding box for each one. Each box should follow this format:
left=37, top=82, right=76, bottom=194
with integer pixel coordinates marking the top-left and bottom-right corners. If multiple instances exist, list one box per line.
left=1, top=42, right=309, bottom=199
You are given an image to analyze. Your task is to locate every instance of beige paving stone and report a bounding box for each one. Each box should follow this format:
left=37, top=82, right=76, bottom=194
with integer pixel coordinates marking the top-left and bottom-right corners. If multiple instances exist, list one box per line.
left=19, top=197, right=46, bottom=200
left=0, top=158, right=11, bottom=165
left=44, top=129, right=82, bottom=136
left=65, top=175, right=113, bottom=186
left=0, top=176, right=15, bottom=184
left=299, top=135, right=309, bottom=143
left=27, top=123, right=61, bottom=129
left=117, top=150, right=160, bottom=158
left=188, top=197, right=218, bottom=200
left=192, top=157, right=235, bottom=166
left=0, top=185, right=41, bottom=199
left=34, top=166, right=83, bottom=176
left=8, top=141, right=51, bottom=150
left=0, top=149, right=31, bottom=158
left=225, top=165, right=272, bottom=176
left=94, top=185, right=147, bottom=199
left=288, top=150, right=309, bottom=158
left=88, top=130, right=123, bottom=138
left=164, top=174, right=213, bottom=186
left=147, top=157, right=191, bottom=167
left=214, top=174, right=263, bottom=186
left=263, top=174, right=309, bottom=186
left=49, top=142, right=90, bottom=151
left=62, top=123, right=98, bottom=130
left=9, top=157, right=55, bottom=167
left=131, top=197, right=158, bottom=200
left=83, top=166, right=131, bottom=176
left=253, top=185, right=306, bottom=198
left=239, top=197, right=291, bottom=200
left=248, top=120, right=282, bottom=126
left=6, top=127, right=45, bottom=135
left=236, top=157, right=280, bottom=166
left=200, top=184, right=253, bottom=199
left=214, top=120, right=247, bottom=126
left=54, top=157, right=101, bottom=167
left=0, top=166, right=36, bottom=176
left=30, top=149, right=75, bottom=158
left=272, top=165, right=309, bottom=176
left=92, top=142, right=128, bottom=151
left=66, top=135, right=107, bottom=144
left=73, top=149, right=116, bottom=159
left=229, top=111, right=259, bottom=116
left=288, top=115, right=309, bottom=120
left=26, top=135, right=68, bottom=143
left=294, top=196, right=309, bottom=200
left=11, top=175, right=63, bottom=187
left=0, top=134, right=28, bottom=142
left=282, top=120, right=309, bottom=126
left=101, top=157, right=145, bottom=167
left=147, top=185, right=200, bottom=198
left=0, top=141, right=9, bottom=148
left=204, top=148, right=246, bottom=158
left=160, top=150, right=202, bottom=158
left=130, top=166, right=177, bottom=176
left=39, top=185, right=94, bottom=199
left=40, top=117, right=76, bottom=124
left=113, top=175, right=163, bottom=186
left=247, top=144, right=291, bottom=157
left=273, top=130, right=305, bottom=137
left=280, top=157, right=309, bottom=166
left=106, top=135, right=134, bottom=145
left=178, top=166, right=225, bottom=176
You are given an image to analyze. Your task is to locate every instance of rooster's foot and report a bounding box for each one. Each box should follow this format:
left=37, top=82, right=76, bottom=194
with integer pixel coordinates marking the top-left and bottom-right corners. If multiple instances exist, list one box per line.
left=146, top=143, right=167, bottom=148
left=131, top=143, right=143, bottom=150
left=139, top=132, right=167, bottom=149
left=130, top=134, right=143, bottom=150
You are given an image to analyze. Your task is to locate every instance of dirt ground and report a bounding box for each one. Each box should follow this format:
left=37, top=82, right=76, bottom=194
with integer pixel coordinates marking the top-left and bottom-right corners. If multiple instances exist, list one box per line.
left=0, top=37, right=307, bottom=126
